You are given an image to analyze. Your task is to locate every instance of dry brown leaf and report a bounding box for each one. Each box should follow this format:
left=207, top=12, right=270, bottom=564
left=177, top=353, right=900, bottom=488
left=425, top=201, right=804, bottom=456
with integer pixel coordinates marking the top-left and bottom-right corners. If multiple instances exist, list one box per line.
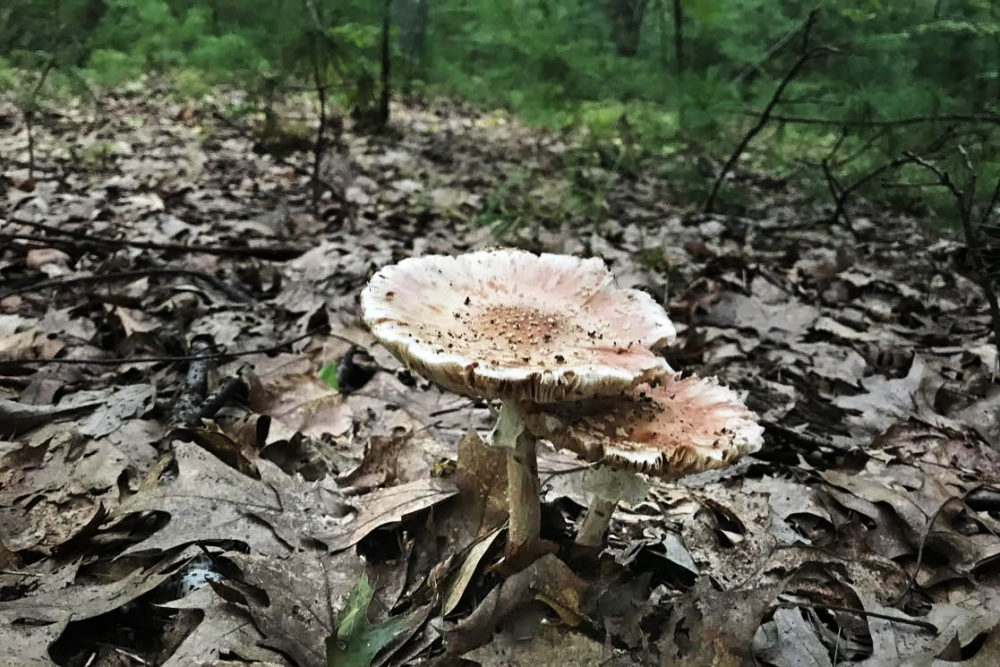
left=119, top=441, right=456, bottom=555
left=0, top=428, right=127, bottom=553
left=215, top=549, right=366, bottom=667
left=158, top=586, right=285, bottom=667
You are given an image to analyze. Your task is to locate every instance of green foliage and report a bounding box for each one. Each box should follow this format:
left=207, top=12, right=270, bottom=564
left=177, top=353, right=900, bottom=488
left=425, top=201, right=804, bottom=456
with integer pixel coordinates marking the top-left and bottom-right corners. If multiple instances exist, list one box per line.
left=326, top=574, right=418, bottom=667
left=317, top=362, right=340, bottom=391
left=0, top=57, right=16, bottom=92
left=86, top=49, right=145, bottom=86
left=172, top=68, right=211, bottom=100
left=2, top=0, right=998, bottom=224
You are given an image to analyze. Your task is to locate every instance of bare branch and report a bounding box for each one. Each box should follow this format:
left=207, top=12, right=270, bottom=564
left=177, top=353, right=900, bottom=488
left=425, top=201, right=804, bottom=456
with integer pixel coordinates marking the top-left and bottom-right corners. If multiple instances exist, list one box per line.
left=703, top=9, right=829, bottom=213
left=744, top=112, right=1000, bottom=127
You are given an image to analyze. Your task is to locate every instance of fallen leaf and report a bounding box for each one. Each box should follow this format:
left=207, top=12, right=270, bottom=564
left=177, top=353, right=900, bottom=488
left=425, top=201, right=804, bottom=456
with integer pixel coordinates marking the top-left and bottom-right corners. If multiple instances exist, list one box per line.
left=159, top=586, right=283, bottom=667
left=442, top=527, right=504, bottom=616
left=327, top=573, right=431, bottom=667
left=0, top=430, right=127, bottom=552
left=445, top=554, right=591, bottom=655
left=657, top=578, right=783, bottom=667
left=212, top=549, right=380, bottom=667
left=120, top=442, right=455, bottom=556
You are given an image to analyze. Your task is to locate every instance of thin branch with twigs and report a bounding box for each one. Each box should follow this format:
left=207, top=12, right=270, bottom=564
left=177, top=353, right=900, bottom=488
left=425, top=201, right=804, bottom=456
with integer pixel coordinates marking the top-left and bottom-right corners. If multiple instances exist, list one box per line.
left=903, top=149, right=1000, bottom=368
left=0, top=328, right=324, bottom=369
left=5, top=218, right=306, bottom=261
left=703, top=9, right=832, bottom=214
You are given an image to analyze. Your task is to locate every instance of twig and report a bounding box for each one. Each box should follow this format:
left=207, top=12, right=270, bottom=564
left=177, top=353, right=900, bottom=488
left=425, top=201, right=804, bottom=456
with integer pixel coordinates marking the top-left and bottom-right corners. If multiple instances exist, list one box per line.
left=174, top=369, right=249, bottom=427
left=309, top=41, right=329, bottom=213
left=6, top=219, right=306, bottom=261
left=703, top=9, right=830, bottom=213
left=904, top=150, right=1000, bottom=367
left=808, top=126, right=956, bottom=232
left=0, top=328, right=322, bottom=368
left=748, top=112, right=1000, bottom=128
left=0, top=267, right=252, bottom=302
left=827, top=156, right=912, bottom=227
left=731, top=20, right=805, bottom=84
left=172, top=338, right=214, bottom=426
left=428, top=400, right=479, bottom=418
left=779, top=599, right=937, bottom=634
left=762, top=419, right=834, bottom=451
left=890, top=493, right=969, bottom=606
left=24, top=58, right=56, bottom=180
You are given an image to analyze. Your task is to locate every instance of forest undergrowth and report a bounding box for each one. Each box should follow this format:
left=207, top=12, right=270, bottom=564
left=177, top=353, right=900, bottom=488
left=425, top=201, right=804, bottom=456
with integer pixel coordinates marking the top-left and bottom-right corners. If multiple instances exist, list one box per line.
left=1, top=88, right=1000, bottom=666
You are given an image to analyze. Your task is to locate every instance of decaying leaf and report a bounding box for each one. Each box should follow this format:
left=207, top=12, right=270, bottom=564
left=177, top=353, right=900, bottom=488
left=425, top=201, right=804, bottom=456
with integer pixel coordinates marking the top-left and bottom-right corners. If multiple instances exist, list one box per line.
left=119, top=441, right=456, bottom=556
left=0, top=427, right=126, bottom=553
left=445, top=554, right=591, bottom=655
left=657, top=578, right=783, bottom=666
left=217, top=549, right=366, bottom=667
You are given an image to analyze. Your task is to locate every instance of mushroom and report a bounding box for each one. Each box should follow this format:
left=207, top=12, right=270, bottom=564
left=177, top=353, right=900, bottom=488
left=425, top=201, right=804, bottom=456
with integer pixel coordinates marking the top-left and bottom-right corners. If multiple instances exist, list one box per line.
left=526, top=375, right=764, bottom=549
left=360, top=249, right=676, bottom=558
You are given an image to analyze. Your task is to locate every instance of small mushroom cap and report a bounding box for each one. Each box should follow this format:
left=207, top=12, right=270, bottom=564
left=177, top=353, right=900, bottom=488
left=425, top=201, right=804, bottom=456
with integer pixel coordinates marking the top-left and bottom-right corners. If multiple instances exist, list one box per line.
left=528, top=376, right=763, bottom=477
left=360, top=249, right=676, bottom=402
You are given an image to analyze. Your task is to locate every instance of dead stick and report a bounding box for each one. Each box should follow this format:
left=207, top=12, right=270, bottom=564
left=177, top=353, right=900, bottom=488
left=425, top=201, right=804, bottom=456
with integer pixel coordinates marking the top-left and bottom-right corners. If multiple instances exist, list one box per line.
left=172, top=338, right=214, bottom=426
left=905, top=151, right=1000, bottom=366
left=6, top=219, right=306, bottom=260
left=0, top=328, right=321, bottom=368
left=890, top=493, right=969, bottom=606
left=1, top=267, right=252, bottom=303
left=183, top=372, right=248, bottom=425
left=742, top=112, right=1000, bottom=128
left=780, top=600, right=937, bottom=634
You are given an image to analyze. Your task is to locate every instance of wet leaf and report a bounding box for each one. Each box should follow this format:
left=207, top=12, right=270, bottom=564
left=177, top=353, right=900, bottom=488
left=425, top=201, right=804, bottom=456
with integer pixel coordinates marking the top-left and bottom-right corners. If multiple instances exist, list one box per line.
left=318, top=362, right=340, bottom=391
left=327, top=574, right=429, bottom=667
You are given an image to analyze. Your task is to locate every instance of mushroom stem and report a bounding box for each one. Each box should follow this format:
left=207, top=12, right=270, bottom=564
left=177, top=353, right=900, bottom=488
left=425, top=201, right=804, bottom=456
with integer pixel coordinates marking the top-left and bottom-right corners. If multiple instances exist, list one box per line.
left=507, top=427, right=541, bottom=551
left=573, top=466, right=647, bottom=551
left=575, top=496, right=617, bottom=549
left=490, top=402, right=542, bottom=555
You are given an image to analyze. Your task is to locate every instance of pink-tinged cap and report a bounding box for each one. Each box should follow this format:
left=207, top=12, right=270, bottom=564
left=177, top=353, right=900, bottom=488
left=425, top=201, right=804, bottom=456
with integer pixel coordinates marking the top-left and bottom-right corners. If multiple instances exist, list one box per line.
left=360, top=249, right=676, bottom=402
left=530, top=376, right=763, bottom=477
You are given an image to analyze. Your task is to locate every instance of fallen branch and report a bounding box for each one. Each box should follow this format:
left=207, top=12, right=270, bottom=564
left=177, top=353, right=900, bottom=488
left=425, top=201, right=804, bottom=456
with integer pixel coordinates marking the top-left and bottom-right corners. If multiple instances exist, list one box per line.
left=746, top=112, right=1000, bottom=128
left=0, top=328, right=322, bottom=369
left=171, top=337, right=215, bottom=426
left=779, top=599, right=937, bottom=634
left=0, top=267, right=253, bottom=303
left=6, top=218, right=307, bottom=261
left=814, top=126, right=955, bottom=232
left=731, top=21, right=805, bottom=84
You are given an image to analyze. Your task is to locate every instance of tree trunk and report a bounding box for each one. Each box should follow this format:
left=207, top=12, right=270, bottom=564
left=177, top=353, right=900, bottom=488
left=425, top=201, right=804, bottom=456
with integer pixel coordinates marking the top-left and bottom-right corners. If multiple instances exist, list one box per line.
left=672, top=0, right=684, bottom=74
left=378, top=0, right=392, bottom=127
left=310, top=54, right=327, bottom=213
left=607, top=0, right=648, bottom=57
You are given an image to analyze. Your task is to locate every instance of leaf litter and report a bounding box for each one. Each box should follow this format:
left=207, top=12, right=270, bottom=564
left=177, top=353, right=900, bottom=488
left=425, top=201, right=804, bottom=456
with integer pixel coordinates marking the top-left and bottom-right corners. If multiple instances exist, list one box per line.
left=1, top=89, right=1000, bottom=666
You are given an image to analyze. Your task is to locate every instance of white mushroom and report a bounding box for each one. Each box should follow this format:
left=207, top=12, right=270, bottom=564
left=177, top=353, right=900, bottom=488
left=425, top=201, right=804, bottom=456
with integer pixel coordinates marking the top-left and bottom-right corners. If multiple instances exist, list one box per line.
left=361, top=249, right=676, bottom=558
left=527, top=375, right=764, bottom=549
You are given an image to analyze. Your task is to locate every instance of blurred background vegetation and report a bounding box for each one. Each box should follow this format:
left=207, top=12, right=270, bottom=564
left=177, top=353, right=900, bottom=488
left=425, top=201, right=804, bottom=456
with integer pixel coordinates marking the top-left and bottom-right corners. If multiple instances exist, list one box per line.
left=2, top=0, right=999, bottom=229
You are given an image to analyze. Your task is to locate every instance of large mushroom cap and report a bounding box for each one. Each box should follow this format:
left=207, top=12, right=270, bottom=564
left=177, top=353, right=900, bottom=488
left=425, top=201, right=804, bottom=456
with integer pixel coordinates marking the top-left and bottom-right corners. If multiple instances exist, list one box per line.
left=360, top=249, right=676, bottom=402
left=530, top=376, right=763, bottom=477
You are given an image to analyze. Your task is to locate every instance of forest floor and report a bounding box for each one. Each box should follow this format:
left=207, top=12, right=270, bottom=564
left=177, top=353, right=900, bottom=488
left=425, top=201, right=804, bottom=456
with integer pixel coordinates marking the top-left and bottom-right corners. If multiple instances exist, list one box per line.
left=2, top=88, right=1000, bottom=667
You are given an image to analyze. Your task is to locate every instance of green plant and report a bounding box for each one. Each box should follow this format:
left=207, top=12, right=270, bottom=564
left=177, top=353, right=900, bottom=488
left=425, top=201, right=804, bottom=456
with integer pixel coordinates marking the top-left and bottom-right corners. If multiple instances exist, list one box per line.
left=326, top=574, right=421, bottom=667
